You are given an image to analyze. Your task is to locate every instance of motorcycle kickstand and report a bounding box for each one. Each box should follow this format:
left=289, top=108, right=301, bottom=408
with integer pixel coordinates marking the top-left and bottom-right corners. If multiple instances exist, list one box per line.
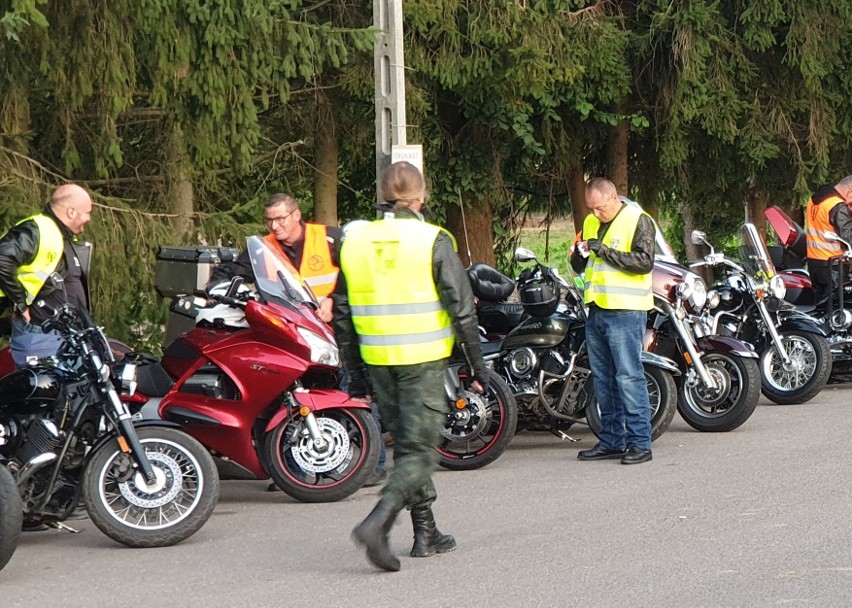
left=550, top=429, right=579, bottom=442
left=48, top=521, right=81, bottom=534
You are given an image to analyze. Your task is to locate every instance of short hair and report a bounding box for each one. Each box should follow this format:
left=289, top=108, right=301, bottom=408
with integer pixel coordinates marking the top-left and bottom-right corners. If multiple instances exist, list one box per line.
left=380, top=162, right=425, bottom=210
left=837, top=176, right=852, bottom=191
left=264, top=193, right=298, bottom=212
left=585, top=177, right=618, bottom=198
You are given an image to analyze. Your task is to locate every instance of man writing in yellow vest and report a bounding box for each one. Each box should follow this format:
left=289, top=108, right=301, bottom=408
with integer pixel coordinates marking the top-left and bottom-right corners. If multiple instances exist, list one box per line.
left=804, top=176, right=852, bottom=304
left=335, top=161, right=487, bottom=572
left=570, top=178, right=655, bottom=465
left=0, top=184, right=94, bottom=368
left=209, top=193, right=341, bottom=323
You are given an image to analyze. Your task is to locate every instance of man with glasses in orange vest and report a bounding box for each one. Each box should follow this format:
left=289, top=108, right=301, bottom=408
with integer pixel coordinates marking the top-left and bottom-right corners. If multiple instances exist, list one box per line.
left=210, top=193, right=341, bottom=322
left=805, top=176, right=852, bottom=304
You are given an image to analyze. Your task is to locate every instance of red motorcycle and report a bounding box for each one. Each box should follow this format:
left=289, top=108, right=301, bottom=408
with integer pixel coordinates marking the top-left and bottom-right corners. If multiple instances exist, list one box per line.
left=121, top=236, right=379, bottom=503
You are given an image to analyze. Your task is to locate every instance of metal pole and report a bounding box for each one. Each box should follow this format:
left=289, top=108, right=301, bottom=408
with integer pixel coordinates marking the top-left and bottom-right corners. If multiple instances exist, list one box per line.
left=374, top=0, right=407, bottom=208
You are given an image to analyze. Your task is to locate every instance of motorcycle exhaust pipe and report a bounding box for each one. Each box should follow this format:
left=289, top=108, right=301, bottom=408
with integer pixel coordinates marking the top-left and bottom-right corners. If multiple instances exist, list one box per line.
left=15, top=452, right=58, bottom=487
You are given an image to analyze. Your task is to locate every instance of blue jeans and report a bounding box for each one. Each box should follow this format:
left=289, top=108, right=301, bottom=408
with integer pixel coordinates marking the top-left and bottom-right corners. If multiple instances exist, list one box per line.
left=586, top=308, right=651, bottom=451
left=10, top=317, right=62, bottom=369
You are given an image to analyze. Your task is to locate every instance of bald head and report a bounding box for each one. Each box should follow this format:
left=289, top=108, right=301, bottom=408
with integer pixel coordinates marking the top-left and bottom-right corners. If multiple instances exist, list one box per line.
left=50, top=184, right=93, bottom=234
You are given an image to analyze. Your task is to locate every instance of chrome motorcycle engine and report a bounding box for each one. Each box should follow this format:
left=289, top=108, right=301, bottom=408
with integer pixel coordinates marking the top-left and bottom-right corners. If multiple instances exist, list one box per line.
left=506, top=348, right=537, bottom=379
left=829, top=309, right=852, bottom=331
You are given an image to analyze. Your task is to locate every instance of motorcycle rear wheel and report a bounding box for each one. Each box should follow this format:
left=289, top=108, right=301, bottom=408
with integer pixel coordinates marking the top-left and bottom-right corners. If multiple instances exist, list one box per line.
left=585, top=364, right=677, bottom=442
left=0, top=463, right=22, bottom=572
left=83, top=427, right=220, bottom=548
left=678, top=353, right=760, bottom=432
left=760, top=330, right=832, bottom=405
left=264, top=408, right=379, bottom=503
left=437, top=369, right=518, bottom=470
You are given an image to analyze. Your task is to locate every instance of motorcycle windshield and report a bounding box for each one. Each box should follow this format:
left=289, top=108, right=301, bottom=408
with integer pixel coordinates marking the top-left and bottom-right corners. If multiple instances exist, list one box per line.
left=738, top=223, right=776, bottom=280
left=245, top=235, right=321, bottom=311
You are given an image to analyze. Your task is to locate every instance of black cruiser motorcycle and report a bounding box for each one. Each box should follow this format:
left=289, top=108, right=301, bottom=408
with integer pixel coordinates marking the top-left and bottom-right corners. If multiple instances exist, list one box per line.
left=0, top=286, right=219, bottom=547
left=475, top=248, right=679, bottom=441
left=690, top=224, right=831, bottom=405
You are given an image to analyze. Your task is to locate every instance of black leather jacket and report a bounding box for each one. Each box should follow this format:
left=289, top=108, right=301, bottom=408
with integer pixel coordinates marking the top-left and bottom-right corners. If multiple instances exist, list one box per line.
left=0, top=206, right=91, bottom=319
left=333, top=209, right=486, bottom=377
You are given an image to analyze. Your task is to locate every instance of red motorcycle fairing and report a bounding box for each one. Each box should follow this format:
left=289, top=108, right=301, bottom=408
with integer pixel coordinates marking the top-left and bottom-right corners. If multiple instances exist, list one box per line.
left=157, top=332, right=313, bottom=477
left=263, top=389, right=371, bottom=433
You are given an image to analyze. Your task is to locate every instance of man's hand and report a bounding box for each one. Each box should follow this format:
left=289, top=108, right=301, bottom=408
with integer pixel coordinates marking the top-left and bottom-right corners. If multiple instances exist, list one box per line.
left=13, top=305, right=30, bottom=324
left=469, top=370, right=490, bottom=394
left=586, top=239, right=602, bottom=255
left=317, top=298, right=333, bottom=323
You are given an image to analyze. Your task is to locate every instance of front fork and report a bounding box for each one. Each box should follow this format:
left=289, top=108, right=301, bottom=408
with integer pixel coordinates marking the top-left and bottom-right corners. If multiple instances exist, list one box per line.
left=290, top=390, right=328, bottom=450
left=755, top=300, right=791, bottom=365
left=108, top=388, right=157, bottom=484
left=664, top=307, right=718, bottom=390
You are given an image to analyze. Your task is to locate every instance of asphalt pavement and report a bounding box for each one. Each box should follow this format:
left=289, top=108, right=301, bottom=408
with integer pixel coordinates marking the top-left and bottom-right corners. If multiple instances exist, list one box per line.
left=3, top=387, right=852, bottom=608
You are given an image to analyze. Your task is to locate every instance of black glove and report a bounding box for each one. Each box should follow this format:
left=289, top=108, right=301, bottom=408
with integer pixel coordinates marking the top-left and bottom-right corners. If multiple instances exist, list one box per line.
left=469, top=370, right=491, bottom=393
left=586, top=239, right=602, bottom=254
left=347, top=371, right=373, bottom=398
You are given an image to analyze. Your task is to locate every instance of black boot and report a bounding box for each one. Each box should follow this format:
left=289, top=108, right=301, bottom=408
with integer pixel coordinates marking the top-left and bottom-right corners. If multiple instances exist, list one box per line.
left=410, top=507, right=457, bottom=557
left=351, top=499, right=401, bottom=571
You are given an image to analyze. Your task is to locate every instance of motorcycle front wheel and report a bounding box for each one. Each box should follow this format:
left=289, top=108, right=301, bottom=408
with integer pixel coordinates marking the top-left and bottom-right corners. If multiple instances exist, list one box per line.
left=760, top=330, right=832, bottom=405
left=83, top=427, right=220, bottom=548
left=585, top=364, right=677, bottom=442
left=437, top=369, right=518, bottom=471
left=678, top=353, right=761, bottom=432
left=0, top=463, right=22, bottom=572
left=264, top=408, right=379, bottom=503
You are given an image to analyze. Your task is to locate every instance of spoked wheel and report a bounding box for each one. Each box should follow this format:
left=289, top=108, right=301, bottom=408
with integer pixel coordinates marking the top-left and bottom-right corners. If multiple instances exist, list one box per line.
left=83, top=427, right=219, bottom=548
left=586, top=364, right=677, bottom=442
left=437, top=369, right=518, bottom=471
left=264, top=408, right=379, bottom=503
left=678, top=353, right=760, bottom=432
left=760, top=330, right=832, bottom=405
left=0, top=463, right=22, bottom=572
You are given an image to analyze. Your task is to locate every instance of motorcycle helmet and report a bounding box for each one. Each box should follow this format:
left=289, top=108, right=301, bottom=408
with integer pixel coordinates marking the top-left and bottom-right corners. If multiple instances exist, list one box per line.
left=519, top=275, right=559, bottom=317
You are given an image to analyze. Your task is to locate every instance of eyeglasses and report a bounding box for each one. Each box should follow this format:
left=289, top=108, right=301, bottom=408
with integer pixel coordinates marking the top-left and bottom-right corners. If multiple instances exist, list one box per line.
left=264, top=209, right=297, bottom=227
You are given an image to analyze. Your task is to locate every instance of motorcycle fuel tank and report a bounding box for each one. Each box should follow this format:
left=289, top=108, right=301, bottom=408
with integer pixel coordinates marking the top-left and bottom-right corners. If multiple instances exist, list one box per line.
left=0, top=366, right=65, bottom=416
left=502, top=314, right=572, bottom=350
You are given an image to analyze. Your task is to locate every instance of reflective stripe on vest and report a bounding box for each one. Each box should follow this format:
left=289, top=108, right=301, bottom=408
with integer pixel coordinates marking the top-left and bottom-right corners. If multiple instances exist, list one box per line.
left=0, top=214, right=64, bottom=305
left=341, top=219, right=454, bottom=365
left=299, top=224, right=339, bottom=298
left=805, top=194, right=844, bottom=260
left=582, top=205, right=653, bottom=311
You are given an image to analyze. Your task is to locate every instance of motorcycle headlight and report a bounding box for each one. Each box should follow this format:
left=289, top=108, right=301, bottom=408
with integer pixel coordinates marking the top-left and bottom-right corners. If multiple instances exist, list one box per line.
left=677, top=275, right=707, bottom=312
left=769, top=275, right=786, bottom=300
left=297, top=327, right=340, bottom=366
left=706, top=289, right=720, bottom=309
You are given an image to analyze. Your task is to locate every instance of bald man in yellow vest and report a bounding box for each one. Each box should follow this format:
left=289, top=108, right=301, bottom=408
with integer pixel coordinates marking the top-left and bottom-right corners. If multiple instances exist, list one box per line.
left=0, top=184, right=94, bottom=367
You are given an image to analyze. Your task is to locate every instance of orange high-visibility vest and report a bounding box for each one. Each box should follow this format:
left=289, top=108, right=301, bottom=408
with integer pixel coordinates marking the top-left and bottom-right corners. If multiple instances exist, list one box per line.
left=806, top=194, right=845, bottom=260
left=264, top=224, right=339, bottom=298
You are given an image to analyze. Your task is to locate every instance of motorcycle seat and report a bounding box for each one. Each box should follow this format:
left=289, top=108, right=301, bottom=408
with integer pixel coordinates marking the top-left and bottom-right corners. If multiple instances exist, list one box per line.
left=468, top=263, right=516, bottom=301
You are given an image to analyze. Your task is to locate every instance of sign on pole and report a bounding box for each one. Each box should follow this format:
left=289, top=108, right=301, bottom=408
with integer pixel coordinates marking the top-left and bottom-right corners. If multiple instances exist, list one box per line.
left=391, top=144, right=423, bottom=176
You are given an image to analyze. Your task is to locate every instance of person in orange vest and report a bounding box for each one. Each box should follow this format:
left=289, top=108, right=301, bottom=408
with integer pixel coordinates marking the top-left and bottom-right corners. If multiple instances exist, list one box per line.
left=209, top=193, right=341, bottom=323
left=805, top=176, right=852, bottom=304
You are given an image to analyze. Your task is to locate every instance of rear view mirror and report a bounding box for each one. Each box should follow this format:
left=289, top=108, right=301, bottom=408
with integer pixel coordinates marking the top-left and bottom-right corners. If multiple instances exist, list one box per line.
left=691, top=230, right=708, bottom=246
left=514, top=247, right=537, bottom=263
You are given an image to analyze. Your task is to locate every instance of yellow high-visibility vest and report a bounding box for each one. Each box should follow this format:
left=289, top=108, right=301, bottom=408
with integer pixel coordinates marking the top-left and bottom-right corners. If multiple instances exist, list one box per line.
left=341, top=218, right=454, bottom=365
left=583, top=204, right=653, bottom=311
left=0, top=214, right=64, bottom=305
